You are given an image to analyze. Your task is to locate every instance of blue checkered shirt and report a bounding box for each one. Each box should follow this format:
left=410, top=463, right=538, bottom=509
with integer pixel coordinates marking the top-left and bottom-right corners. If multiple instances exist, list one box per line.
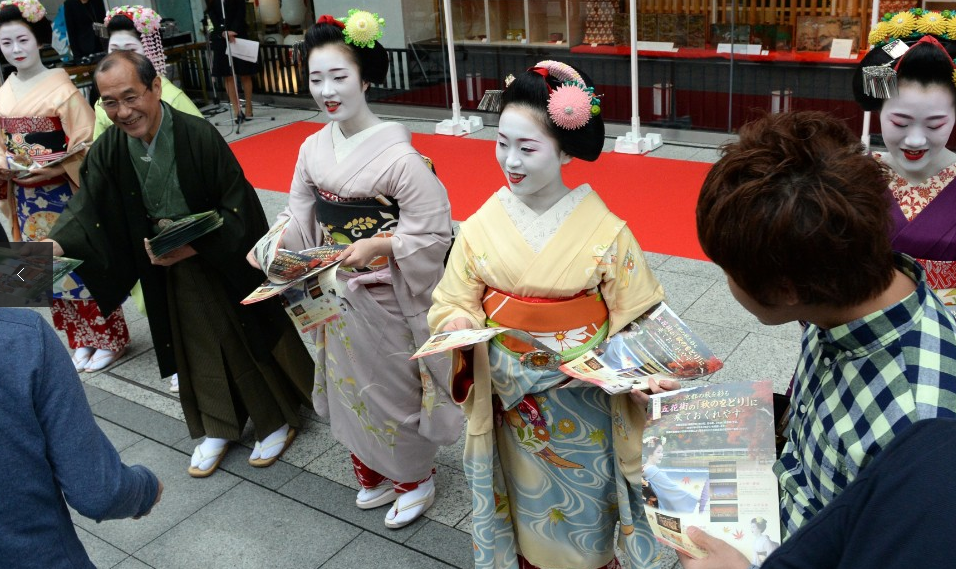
left=775, top=253, right=956, bottom=537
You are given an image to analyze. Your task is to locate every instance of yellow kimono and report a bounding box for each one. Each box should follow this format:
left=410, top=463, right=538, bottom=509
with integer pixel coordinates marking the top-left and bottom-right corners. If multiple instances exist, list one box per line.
left=429, top=185, right=666, bottom=569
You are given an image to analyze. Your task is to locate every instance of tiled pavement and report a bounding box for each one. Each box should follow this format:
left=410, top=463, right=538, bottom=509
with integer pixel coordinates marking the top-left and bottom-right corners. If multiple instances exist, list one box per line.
left=15, top=100, right=806, bottom=568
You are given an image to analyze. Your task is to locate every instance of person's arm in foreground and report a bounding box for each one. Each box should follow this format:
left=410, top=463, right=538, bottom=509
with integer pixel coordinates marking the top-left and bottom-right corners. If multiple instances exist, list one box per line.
left=32, top=312, right=162, bottom=521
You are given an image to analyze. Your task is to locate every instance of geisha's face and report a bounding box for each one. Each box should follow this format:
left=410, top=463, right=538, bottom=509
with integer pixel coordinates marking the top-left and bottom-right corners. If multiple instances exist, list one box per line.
left=0, top=21, right=39, bottom=73
left=308, top=44, right=369, bottom=131
left=880, top=81, right=956, bottom=183
left=108, top=30, right=145, bottom=55
left=496, top=105, right=570, bottom=207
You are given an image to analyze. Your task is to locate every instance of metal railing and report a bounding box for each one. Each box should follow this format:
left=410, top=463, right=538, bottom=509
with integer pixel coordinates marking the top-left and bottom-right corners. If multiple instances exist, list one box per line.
left=176, top=41, right=863, bottom=135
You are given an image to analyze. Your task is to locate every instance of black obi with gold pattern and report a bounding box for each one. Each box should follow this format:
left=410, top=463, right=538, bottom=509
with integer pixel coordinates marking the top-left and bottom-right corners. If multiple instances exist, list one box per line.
left=313, top=188, right=401, bottom=271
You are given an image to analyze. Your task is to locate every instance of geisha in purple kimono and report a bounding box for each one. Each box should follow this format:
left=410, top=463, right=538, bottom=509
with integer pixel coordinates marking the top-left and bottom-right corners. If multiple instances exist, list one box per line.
left=855, top=31, right=956, bottom=309
left=247, top=10, right=463, bottom=529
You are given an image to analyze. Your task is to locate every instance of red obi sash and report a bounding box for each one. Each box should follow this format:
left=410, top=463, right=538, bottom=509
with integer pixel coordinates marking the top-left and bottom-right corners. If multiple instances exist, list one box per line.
left=2, top=116, right=69, bottom=188
left=481, top=287, right=609, bottom=354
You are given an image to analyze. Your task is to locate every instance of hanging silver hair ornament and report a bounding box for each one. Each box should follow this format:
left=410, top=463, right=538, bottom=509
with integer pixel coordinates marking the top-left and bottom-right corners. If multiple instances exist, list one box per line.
left=862, top=63, right=899, bottom=99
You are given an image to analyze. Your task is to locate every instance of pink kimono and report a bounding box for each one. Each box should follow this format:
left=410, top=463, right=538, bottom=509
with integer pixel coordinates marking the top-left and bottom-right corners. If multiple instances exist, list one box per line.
left=276, top=121, right=463, bottom=482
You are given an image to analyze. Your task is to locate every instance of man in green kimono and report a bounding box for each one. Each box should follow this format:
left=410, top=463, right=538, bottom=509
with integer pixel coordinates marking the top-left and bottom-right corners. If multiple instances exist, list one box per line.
left=46, top=50, right=313, bottom=478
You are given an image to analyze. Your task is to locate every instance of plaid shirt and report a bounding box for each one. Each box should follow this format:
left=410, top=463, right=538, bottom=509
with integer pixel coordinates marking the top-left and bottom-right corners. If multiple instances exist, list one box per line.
left=775, top=253, right=956, bottom=537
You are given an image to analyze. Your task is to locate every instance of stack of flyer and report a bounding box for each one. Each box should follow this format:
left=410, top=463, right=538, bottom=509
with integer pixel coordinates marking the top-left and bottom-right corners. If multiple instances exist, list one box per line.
left=146, top=210, right=223, bottom=257
left=242, top=220, right=347, bottom=333
left=642, top=380, right=780, bottom=564
left=412, top=302, right=723, bottom=394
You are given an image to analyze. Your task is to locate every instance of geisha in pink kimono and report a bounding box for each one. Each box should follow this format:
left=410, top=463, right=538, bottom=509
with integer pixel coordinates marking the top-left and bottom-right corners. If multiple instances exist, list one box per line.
left=428, top=62, right=666, bottom=569
left=249, top=11, right=463, bottom=529
left=0, top=0, right=129, bottom=371
left=855, top=32, right=956, bottom=309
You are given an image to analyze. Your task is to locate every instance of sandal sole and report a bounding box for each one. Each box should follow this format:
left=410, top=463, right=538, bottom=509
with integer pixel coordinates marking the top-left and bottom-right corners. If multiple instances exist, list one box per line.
left=248, top=428, right=297, bottom=468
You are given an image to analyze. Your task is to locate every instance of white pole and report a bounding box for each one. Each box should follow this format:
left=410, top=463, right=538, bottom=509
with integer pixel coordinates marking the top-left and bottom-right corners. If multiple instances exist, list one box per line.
left=861, top=0, right=880, bottom=150
left=630, top=0, right=641, bottom=137
left=435, top=0, right=482, bottom=134
left=442, top=0, right=461, bottom=123
left=614, top=0, right=662, bottom=153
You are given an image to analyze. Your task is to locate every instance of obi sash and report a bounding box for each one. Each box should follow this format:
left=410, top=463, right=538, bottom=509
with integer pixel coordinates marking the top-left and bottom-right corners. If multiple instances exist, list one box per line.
left=888, top=180, right=956, bottom=263
left=482, top=287, right=609, bottom=362
left=887, top=179, right=956, bottom=291
left=2, top=116, right=68, bottom=188
left=314, top=188, right=400, bottom=271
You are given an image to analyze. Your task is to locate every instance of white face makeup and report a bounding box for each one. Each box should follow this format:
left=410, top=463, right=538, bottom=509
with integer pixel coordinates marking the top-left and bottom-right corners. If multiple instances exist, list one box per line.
left=0, top=21, right=39, bottom=74
left=108, top=30, right=145, bottom=55
left=496, top=106, right=569, bottom=210
left=880, top=81, right=956, bottom=183
left=308, top=44, right=369, bottom=132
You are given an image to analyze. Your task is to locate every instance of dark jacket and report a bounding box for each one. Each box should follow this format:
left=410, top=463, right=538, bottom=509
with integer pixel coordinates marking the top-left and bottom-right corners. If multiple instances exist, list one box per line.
left=50, top=105, right=288, bottom=376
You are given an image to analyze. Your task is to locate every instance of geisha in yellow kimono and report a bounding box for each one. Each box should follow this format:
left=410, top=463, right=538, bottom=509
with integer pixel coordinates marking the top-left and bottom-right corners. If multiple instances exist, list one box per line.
left=428, top=62, right=666, bottom=569
left=0, top=0, right=129, bottom=371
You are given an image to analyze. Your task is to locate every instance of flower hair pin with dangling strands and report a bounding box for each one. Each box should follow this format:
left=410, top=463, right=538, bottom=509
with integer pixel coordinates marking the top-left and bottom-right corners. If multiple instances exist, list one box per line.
left=862, top=10, right=956, bottom=99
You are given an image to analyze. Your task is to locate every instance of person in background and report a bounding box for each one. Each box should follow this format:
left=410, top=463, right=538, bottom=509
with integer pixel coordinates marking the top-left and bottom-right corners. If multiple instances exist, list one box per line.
left=0, top=0, right=130, bottom=373
left=45, top=50, right=314, bottom=479
left=205, top=0, right=257, bottom=122
left=95, top=4, right=204, bottom=393
left=63, top=0, right=106, bottom=62
left=853, top=18, right=956, bottom=312
left=0, top=308, right=162, bottom=568
left=428, top=60, right=666, bottom=568
left=250, top=11, right=462, bottom=529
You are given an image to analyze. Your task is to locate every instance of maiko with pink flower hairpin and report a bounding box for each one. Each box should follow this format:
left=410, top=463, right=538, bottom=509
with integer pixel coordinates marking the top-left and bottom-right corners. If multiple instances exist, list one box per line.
left=0, top=0, right=132, bottom=372
left=429, top=60, right=667, bottom=569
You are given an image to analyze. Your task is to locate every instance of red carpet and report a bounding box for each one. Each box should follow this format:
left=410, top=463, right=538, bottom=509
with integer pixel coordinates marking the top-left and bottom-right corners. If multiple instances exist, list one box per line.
left=230, top=122, right=711, bottom=261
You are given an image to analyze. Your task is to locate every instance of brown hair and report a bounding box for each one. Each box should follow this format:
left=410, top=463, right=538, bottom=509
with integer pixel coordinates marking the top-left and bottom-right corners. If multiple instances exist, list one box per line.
left=697, top=111, right=895, bottom=307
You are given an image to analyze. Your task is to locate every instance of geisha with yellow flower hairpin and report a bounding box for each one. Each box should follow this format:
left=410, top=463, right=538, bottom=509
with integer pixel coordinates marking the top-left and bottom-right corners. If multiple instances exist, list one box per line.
left=854, top=9, right=956, bottom=312
left=247, top=8, right=463, bottom=531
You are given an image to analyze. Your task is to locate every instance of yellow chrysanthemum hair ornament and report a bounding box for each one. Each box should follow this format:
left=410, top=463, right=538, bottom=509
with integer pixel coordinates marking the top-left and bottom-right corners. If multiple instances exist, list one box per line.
left=342, top=8, right=384, bottom=49
left=861, top=10, right=956, bottom=99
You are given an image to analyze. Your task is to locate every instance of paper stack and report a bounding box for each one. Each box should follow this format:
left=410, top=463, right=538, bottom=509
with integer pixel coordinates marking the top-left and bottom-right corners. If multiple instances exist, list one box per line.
left=147, top=210, right=223, bottom=257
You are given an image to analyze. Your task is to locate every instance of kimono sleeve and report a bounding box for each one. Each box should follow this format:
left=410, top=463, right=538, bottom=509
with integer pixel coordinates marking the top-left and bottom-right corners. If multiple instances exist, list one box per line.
left=427, top=225, right=486, bottom=333
left=56, top=88, right=95, bottom=188
left=275, top=137, right=323, bottom=251
left=388, top=153, right=453, bottom=298
left=601, top=224, right=665, bottom=335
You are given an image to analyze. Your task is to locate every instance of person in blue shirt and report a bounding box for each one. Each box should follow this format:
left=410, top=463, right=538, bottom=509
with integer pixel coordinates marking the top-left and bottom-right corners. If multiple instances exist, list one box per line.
left=0, top=308, right=162, bottom=568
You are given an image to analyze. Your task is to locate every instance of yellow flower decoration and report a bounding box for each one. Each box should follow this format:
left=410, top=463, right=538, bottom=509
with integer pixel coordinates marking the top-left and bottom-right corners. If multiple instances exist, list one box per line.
left=947, top=15, right=956, bottom=39
left=917, top=11, right=946, bottom=35
left=557, top=418, right=576, bottom=434
left=886, top=11, right=917, bottom=38
left=343, top=9, right=384, bottom=49
left=868, top=21, right=891, bottom=45
left=952, top=69, right=956, bottom=89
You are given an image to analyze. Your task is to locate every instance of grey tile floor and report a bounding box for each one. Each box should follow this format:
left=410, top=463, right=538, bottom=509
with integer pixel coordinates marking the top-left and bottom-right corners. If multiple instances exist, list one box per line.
left=20, top=101, right=805, bottom=568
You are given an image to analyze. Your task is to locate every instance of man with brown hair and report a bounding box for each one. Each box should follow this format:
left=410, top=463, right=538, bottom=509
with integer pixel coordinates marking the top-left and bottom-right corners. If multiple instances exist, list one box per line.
left=693, top=111, right=956, bottom=544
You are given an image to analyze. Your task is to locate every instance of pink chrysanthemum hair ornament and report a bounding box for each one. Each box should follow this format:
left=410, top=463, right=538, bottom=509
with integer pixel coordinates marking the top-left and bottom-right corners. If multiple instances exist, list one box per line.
left=862, top=10, right=956, bottom=98
left=105, top=6, right=167, bottom=76
left=530, top=60, right=601, bottom=130
left=0, top=0, right=45, bottom=23
left=342, top=8, right=384, bottom=49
